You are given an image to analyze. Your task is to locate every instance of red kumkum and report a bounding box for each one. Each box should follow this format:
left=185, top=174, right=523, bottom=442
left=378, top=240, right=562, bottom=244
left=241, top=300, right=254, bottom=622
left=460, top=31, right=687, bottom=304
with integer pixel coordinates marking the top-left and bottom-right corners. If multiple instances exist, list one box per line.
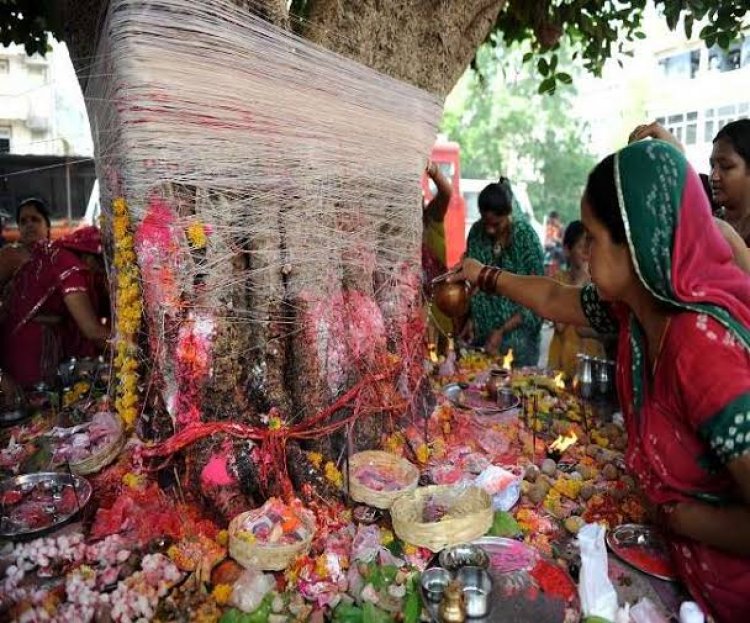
left=529, top=559, right=576, bottom=602
left=616, top=546, right=675, bottom=579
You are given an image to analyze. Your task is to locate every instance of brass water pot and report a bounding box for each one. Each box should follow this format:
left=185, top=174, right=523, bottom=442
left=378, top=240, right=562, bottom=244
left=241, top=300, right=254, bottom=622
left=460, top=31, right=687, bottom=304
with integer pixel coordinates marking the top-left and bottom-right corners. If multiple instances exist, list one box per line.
left=432, top=280, right=470, bottom=318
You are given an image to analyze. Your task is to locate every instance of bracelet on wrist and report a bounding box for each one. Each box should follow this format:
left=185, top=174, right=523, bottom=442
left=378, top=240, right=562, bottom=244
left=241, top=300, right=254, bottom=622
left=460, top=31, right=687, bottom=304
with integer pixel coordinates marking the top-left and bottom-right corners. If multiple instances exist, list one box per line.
left=491, top=267, right=503, bottom=292
left=479, top=267, right=501, bottom=293
left=477, top=266, right=490, bottom=291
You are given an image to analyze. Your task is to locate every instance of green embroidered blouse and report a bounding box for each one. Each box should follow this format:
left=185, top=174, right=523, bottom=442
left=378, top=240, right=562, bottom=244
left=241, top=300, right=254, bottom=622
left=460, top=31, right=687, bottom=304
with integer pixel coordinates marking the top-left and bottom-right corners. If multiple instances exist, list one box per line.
left=466, top=218, right=544, bottom=366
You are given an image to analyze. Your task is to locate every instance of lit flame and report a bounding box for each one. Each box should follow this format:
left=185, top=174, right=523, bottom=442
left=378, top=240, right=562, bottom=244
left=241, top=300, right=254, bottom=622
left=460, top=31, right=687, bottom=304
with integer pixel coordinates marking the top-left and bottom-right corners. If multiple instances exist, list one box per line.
left=502, top=349, right=514, bottom=371
left=428, top=343, right=439, bottom=363
left=549, top=431, right=578, bottom=454
left=554, top=372, right=565, bottom=390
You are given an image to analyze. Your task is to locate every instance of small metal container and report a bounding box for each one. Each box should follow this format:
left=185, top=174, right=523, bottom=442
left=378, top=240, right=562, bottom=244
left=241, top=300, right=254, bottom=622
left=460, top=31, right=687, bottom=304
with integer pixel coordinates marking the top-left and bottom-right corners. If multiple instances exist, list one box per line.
left=485, top=368, right=510, bottom=401
left=497, top=387, right=520, bottom=411
left=576, top=354, right=594, bottom=400
left=421, top=567, right=452, bottom=603
left=27, top=383, right=53, bottom=410
left=443, top=383, right=466, bottom=407
left=456, top=566, right=492, bottom=618
left=439, top=543, right=490, bottom=573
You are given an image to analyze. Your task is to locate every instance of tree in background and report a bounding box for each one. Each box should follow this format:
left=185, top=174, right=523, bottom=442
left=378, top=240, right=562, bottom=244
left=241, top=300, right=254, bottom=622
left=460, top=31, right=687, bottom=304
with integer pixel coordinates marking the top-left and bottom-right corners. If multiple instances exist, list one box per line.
left=442, top=38, right=596, bottom=224
left=3, top=2, right=748, bottom=99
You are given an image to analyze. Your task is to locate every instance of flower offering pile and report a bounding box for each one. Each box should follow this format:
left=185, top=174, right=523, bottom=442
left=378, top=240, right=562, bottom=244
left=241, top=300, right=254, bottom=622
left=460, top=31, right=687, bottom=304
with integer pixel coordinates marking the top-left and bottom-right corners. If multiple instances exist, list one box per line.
left=353, top=464, right=411, bottom=493
left=50, top=412, right=122, bottom=465
left=234, top=498, right=313, bottom=546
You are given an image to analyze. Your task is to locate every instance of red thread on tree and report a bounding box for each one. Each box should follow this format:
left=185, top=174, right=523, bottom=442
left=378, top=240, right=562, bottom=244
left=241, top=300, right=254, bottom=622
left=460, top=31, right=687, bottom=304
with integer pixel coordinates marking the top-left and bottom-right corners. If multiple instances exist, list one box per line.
left=142, top=360, right=403, bottom=500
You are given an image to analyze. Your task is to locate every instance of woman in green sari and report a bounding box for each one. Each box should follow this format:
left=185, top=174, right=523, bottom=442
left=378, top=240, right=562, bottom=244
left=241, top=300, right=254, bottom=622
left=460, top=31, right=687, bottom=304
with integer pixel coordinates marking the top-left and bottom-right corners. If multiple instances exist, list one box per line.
left=461, top=179, right=544, bottom=365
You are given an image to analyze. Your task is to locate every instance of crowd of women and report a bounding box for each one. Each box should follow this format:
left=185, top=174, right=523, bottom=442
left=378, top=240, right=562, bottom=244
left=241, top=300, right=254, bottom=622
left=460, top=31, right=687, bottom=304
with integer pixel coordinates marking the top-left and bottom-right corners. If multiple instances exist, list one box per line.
left=432, top=118, right=750, bottom=621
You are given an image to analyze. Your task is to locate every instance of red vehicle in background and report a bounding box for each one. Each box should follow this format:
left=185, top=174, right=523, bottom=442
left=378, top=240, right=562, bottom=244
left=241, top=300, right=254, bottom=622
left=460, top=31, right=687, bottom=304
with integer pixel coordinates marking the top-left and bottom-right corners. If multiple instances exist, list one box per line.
left=421, top=139, right=466, bottom=269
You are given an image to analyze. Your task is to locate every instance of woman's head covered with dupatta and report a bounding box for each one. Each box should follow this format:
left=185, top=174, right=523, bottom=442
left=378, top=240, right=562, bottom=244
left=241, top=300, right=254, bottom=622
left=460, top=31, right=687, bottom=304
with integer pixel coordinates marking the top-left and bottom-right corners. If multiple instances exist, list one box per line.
left=581, top=139, right=750, bottom=347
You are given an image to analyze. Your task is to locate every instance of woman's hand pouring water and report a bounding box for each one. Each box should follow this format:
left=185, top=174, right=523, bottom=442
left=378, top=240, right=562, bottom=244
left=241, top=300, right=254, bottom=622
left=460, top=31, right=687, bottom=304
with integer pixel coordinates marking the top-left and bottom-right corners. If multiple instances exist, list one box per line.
left=444, top=257, right=484, bottom=287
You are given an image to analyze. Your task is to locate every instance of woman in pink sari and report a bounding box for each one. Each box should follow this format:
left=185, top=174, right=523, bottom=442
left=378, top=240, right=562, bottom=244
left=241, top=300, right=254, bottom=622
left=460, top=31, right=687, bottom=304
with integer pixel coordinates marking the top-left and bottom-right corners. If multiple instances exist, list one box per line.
left=451, top=141, right=750, bottom=621
left=0, top=226, right=109, bottom=400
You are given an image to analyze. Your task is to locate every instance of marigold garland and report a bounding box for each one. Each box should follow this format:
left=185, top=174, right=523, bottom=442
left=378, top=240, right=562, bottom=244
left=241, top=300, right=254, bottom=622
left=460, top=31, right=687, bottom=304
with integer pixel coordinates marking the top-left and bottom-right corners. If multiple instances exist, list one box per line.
left=324, top=461, right=343, bottom=488
left=186, top=221, right=208, bottom=249
left=112, top=197, right=143, bottom=429
left=415, top=443, right=431, bottom=465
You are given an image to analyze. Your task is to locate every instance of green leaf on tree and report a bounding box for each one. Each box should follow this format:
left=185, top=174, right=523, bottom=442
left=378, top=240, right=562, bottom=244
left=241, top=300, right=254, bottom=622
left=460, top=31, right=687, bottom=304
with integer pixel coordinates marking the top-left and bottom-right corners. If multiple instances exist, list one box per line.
left=538, top=77, right=556, bottom=94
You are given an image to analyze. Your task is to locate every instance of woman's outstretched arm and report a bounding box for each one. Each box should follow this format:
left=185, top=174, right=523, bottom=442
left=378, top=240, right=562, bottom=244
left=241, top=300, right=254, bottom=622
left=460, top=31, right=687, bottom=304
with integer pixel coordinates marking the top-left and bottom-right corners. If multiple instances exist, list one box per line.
left=450, top=257, right=591, bottom=327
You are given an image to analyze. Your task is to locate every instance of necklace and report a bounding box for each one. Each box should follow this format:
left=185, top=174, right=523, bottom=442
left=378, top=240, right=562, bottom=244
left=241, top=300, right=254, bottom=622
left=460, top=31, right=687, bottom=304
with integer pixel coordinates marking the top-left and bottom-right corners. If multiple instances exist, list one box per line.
left=651, top=316, right=672, bottom=378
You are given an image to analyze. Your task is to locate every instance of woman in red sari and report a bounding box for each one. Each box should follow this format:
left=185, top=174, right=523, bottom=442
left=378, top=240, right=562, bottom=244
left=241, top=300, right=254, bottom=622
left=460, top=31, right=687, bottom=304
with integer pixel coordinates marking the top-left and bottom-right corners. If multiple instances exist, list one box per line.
left=451, top=140, right=750, bottom=621
left=0, top=226, right=109, bottom=400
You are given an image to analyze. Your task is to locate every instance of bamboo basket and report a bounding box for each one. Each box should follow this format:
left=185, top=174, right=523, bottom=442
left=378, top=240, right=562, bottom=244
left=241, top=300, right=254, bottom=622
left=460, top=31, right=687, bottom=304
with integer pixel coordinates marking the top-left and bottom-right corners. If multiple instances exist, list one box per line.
left=391, top=485, right=493, bottom=552
left=69, top=417, right=126, bottom=476
left=228, top=507, right=315, bottom=571
left=348, top=450, right=419, bottom=509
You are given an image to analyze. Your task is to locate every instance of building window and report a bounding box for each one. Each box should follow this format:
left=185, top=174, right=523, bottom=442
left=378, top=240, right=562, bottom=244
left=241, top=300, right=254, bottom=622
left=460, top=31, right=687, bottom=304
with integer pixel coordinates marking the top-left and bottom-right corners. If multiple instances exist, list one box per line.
left=658, top=50, right=700, bottom=79
left=709, top=41, right=743, bottom=73
left=664, top=112, right=699, bottom=144
left=667, top=113, right=685, bottom=141
left=704, top=109, right=714, bottom=142
left=0, top=127, right=11, bottom=153
left=30, top=130, right=47, bottom=144
left=654, top=111, right=700, bottom=145
left=27, top=64, right=47, bottom=85
left=685, top=111, right=698, bottom=145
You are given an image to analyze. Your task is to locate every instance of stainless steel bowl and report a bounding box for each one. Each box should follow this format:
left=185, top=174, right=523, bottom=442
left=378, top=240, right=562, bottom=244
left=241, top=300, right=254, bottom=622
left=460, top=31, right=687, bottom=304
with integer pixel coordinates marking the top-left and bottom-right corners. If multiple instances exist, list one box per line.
left=497, top=388, right=520, bottom=411
left=438, top=543, right=490, bottom=573
left=442, top=383, right=466, bottom=407
left=457, top=565, right=492, bottom=618
left=0, top=408, right=30, bottom=428
left=421, top=566, right=452, bottom=603
left=0, top=472, right=92, bottom=539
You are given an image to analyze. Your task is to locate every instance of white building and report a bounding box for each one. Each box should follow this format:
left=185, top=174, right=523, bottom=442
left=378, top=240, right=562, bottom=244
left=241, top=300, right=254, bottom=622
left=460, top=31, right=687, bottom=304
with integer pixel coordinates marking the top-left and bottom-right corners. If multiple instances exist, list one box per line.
left=574, top=5, right=750, bottom=175
left=0, top=40, right=92, bottom=157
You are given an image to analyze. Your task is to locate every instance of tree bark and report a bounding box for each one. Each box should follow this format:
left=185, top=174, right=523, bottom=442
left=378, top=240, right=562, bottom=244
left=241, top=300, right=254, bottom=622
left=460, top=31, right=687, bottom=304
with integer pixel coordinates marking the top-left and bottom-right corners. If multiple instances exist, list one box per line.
left=60, top=0, right=504, bottom=509
left=300, top=0, right=506, bottom=96
left=62, top=0, right=505, bottom=97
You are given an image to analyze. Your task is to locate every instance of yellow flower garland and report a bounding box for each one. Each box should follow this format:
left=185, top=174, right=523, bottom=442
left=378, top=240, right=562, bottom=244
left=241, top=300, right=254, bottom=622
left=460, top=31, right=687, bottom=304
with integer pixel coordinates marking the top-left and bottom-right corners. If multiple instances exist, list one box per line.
left=186, top=221, right=208, bottom=249
left=112, top=197, right=142, bottom=429
left=324, top=461, right=343, bottom=488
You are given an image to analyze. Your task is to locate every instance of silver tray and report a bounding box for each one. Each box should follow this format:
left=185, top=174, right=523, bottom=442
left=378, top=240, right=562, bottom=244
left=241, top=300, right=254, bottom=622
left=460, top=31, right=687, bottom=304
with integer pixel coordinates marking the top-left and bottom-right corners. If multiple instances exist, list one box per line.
left=442, top=384, right=521, bottom=416
left=0, top=472, right=92, bottom=540
left=0, top=408, right=31, bottom=428
left=606, top=523, right=677, bottom=582
left=442, top=383, right=470, bottom=409
left=422, top=537, right=581, bottom=622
